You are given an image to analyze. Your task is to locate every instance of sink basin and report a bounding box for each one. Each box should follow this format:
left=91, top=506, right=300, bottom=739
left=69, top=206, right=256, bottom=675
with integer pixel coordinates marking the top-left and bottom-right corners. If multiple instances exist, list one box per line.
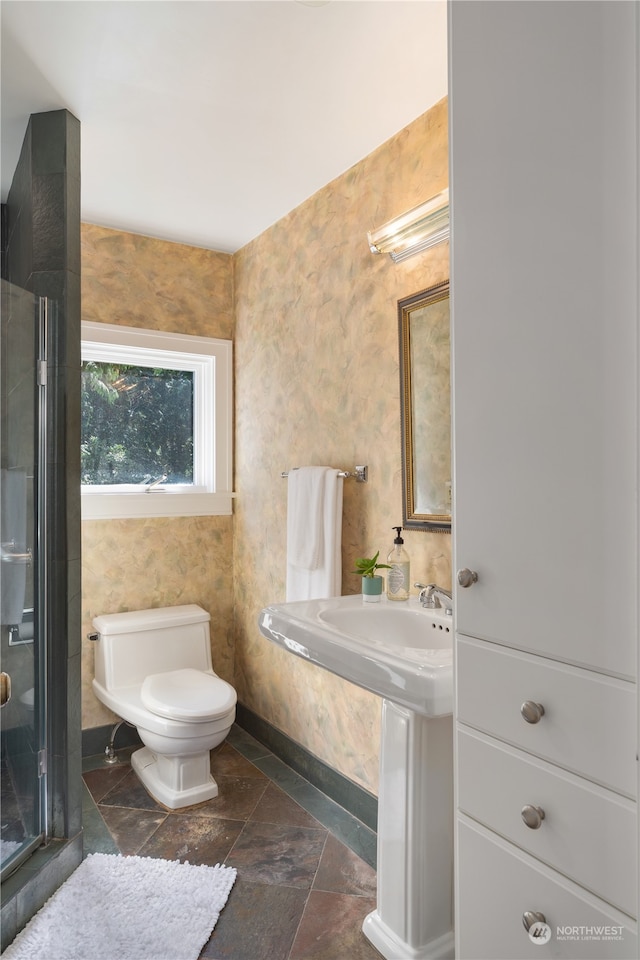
left=319, top=603, right=452, bottom=650
left=258, top=594, right=453, bottom=717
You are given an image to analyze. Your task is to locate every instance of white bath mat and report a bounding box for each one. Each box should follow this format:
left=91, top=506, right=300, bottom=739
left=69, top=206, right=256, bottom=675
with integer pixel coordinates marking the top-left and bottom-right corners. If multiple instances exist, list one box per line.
left=3, top=853, right=237, bottom=960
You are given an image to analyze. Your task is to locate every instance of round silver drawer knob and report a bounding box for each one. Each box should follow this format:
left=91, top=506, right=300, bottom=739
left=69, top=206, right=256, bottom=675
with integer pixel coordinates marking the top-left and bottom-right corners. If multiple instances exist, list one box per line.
left=520, top=700, right=545, bottom=724
left=521, top=804, right=545, bottom=829
left=522, top=911, right=547, bottom=932
left=457, top=568, right=478, bottom=588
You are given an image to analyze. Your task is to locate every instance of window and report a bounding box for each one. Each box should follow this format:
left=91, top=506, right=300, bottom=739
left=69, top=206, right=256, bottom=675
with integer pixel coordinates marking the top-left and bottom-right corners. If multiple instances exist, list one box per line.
left=81, top=322, right=232, bottom=519
left=82, top=361, right=195, bottom=486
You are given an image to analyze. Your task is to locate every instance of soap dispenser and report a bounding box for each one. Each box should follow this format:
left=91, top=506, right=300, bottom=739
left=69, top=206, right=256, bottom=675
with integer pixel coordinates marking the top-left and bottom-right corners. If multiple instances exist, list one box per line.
left=387, top=526, right=410, bottom=601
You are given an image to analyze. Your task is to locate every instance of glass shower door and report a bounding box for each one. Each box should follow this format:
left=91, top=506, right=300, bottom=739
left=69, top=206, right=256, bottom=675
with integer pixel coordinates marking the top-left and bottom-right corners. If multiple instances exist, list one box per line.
left=0, top=281, right=48, bottom=878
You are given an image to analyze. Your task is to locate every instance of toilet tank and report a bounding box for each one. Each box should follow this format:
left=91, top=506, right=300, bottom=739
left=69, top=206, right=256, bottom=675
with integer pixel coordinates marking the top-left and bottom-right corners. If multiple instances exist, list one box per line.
left=93, top=604, right=213, bottom=691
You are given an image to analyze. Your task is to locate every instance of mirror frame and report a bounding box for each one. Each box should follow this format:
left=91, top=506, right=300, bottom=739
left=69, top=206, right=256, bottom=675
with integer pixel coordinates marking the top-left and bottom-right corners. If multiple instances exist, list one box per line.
left=398, top=280, right=451, bottom=533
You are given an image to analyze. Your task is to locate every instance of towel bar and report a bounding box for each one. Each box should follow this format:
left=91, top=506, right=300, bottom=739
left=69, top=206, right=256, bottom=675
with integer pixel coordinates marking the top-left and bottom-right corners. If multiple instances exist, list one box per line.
left=281, top=465, right=368, bottom=482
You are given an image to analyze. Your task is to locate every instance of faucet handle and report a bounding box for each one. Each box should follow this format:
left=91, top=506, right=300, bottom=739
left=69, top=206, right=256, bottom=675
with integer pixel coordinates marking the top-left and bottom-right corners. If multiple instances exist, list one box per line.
left=415, top=583, right=437, bottom=608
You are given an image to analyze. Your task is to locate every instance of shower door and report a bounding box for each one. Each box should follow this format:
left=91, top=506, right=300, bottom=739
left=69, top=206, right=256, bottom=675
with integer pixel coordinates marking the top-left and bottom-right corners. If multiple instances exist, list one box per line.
left=0, top=281, right=49, bottom=878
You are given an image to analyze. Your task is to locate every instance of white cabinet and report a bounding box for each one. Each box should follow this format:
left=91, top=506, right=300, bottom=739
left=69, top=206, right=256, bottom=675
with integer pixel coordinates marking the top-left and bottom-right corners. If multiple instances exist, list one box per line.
left=449, top=1, right=639, bottom=957
left=456, top=637, right=636, bottom=798
left=457, top=818, right=637, bottom=960
left=457, top=728, right=636, bottom=917
left=450, top=0, right=637, bottom=681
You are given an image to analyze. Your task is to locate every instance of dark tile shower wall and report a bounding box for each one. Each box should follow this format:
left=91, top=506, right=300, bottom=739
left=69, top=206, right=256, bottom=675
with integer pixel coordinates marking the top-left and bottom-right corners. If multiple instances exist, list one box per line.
left=1, top=109, right=82, bottom=947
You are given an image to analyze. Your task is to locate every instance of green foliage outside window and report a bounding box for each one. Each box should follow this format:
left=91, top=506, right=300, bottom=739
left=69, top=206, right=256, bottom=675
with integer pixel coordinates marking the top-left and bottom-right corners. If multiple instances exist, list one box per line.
left=81, top=361, right=194, bottom=485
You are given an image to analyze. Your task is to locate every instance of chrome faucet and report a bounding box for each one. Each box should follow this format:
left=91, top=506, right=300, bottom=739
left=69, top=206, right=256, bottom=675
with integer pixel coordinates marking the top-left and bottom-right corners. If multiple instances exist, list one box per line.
left=414, top=582, right=453, bottom=615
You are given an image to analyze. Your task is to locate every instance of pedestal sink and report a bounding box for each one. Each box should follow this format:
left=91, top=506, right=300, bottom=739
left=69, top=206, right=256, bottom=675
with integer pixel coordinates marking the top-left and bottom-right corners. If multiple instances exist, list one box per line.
left=258, top=595, right=454, bottom=960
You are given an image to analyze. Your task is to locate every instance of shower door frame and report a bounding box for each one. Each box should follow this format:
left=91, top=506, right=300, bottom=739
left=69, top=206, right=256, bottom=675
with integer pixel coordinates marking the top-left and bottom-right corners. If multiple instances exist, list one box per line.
left=34, top=293, right=49, bottom=849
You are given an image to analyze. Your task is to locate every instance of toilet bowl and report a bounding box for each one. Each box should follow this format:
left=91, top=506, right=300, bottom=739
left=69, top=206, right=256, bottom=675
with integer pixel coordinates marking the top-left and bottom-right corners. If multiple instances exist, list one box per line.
left=91, top=604, right=236, bottom=809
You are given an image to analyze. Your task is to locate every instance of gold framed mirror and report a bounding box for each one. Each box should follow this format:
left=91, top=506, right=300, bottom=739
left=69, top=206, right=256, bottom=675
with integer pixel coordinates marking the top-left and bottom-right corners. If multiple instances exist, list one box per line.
left=398, top=280, right=451, bottom=532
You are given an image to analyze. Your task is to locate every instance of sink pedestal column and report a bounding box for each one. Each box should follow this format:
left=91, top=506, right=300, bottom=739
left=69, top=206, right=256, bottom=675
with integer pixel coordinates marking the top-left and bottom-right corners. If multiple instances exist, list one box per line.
left=363, top=700, right=454, bottom=960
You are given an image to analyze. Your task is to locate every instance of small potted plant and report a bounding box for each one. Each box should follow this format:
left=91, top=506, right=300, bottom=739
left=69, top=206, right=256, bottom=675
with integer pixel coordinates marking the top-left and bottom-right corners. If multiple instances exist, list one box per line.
left=352, top=551, right=391, bottom=603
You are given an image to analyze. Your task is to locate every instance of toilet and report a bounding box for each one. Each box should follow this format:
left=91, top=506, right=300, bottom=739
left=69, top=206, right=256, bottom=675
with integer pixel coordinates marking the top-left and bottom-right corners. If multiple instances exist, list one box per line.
left=91, top=604, right=236, bottom=809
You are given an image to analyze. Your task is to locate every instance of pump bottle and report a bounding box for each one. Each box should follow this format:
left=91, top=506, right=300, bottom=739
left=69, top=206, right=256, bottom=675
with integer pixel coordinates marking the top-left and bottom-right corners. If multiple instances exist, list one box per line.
left=387, top=526, right=410, bottom=601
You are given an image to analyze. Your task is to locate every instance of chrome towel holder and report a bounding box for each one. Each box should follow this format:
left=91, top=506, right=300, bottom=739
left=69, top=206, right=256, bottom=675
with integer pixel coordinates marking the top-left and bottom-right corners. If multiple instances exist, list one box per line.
left=281, top=465, right=368, bottom=482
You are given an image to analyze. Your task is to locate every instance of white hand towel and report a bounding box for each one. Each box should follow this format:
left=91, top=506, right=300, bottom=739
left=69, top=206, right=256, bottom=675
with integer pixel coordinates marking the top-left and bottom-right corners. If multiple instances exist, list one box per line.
left=286, top=467, right=343, bottom=601
left=287, top=467, right=327, bottom=571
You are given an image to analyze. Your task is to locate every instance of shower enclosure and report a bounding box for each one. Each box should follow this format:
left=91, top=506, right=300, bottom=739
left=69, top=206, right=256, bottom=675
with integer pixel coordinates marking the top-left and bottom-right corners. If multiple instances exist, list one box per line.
left=0, top=108, right=82, bottom=948
left=0, top=283, right=49, bottom=880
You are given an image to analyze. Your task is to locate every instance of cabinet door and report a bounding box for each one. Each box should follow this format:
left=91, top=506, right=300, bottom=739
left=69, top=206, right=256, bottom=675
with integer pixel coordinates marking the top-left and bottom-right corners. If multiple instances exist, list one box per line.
left=449, top=1, right=638, bottom=677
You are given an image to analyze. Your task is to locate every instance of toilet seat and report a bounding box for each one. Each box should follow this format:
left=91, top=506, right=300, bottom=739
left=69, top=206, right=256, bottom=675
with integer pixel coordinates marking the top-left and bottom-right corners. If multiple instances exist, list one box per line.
left=141, top=668, right=236, bottom=722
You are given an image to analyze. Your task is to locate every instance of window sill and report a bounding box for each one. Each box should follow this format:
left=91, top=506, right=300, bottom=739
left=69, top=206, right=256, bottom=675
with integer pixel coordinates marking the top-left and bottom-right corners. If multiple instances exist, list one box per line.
left=81, top=491, right=234, bottom=521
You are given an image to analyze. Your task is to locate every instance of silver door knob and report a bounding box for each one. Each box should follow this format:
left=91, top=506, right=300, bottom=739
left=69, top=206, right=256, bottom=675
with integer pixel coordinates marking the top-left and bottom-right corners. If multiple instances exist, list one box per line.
left=520, top=700, right=545, bottom=724
left=457, top=568, right=478, bottom=588
left=521, top=804, right=545, bottom=829
left=522, top=911, right=547, bottom=932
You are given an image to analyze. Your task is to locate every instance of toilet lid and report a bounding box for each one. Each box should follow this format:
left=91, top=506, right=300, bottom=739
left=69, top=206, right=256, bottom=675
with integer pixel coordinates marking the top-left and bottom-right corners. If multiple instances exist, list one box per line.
left=141, top=669, right=236, bottom=721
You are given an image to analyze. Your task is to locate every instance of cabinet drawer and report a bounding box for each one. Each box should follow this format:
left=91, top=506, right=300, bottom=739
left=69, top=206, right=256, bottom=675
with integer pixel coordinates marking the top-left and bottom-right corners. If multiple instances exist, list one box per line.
left=457, top=816, right=638, bottom=959
left=456, top=636, right=636, bottom=797
left=457, top=727, right=637, bottom=917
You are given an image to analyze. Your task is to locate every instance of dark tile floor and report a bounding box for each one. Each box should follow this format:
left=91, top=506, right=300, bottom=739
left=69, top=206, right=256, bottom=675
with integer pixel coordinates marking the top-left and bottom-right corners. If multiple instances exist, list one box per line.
left=82, top=725, right=382, bottom=960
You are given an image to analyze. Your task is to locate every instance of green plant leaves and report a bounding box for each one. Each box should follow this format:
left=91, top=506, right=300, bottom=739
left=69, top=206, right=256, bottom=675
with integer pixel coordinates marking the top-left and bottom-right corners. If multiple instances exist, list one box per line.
left=352, top=551, right=392, bottom=577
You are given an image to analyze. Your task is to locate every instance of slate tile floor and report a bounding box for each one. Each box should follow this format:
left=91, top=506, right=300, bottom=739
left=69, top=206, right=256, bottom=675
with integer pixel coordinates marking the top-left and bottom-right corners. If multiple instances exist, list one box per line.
left=82, top=725, right=382, bottom=960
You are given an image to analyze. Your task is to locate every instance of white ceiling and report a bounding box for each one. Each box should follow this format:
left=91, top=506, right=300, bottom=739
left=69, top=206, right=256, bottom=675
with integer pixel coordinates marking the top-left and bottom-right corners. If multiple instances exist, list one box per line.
left=1, top=0, right=448, bottom=253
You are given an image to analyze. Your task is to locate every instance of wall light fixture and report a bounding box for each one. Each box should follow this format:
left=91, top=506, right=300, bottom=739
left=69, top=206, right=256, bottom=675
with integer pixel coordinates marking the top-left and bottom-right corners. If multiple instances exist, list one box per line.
left=368, top=188, right=449, bottom=263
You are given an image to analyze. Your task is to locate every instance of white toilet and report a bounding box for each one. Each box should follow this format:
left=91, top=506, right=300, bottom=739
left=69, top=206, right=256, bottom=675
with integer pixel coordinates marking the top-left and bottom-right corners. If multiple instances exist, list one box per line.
left=91, top=604, right=236, bottom=809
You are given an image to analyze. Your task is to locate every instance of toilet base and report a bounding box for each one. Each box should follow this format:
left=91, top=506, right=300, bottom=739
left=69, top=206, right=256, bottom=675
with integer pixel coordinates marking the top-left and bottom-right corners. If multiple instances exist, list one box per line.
left=131, top=746, right=219, bottom=809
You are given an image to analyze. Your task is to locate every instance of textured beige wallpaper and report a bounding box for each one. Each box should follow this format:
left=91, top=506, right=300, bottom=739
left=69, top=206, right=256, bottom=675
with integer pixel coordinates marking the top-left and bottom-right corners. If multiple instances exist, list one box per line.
left=233, top=98, right=451, bottom=794
left=81, top=224, right=234, bottom=338
left=80, top=226, right=234, bottom=729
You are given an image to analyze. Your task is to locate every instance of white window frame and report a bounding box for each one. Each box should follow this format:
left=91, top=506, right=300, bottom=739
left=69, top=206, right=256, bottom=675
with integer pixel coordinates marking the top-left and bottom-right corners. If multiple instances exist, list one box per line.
left=81, top=321, right=233, bottom=520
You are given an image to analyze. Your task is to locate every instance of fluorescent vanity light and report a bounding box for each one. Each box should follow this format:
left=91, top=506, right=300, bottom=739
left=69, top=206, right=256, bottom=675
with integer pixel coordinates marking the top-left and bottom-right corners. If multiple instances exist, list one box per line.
left=368, top=188, right=449, bottom=263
